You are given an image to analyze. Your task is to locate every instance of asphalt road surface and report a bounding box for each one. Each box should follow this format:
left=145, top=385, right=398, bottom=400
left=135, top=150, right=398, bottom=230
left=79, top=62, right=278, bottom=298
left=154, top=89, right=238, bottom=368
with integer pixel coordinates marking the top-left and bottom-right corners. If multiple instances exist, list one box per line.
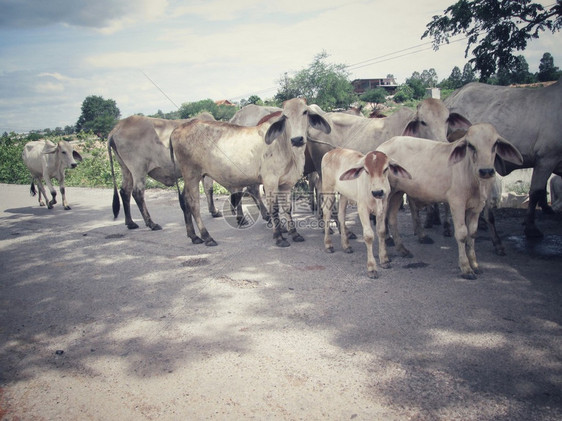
left=1, top=183, right=561, bottom=420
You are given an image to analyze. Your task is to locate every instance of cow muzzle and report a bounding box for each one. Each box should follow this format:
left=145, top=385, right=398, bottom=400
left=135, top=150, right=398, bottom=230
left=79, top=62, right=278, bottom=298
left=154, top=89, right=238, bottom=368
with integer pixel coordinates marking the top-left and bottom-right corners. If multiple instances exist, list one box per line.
left=478, top=168, right=495, bottom=179
left=371, top=190, right=385, bottom=199
left=291, top=136, right=305, bottom=147
left=71, top=163, right=78, bottom=169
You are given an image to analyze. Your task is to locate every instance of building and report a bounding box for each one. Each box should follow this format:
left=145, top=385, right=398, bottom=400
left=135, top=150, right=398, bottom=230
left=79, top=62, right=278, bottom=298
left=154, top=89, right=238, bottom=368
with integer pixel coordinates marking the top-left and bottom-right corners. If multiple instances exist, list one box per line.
left=351, top=77, right=398, bottom=95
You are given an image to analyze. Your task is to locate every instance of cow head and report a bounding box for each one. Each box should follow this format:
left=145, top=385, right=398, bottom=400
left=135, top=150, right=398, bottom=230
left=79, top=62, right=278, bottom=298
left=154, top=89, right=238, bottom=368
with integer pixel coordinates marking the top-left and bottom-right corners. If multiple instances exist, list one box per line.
left=403, top=98, right=471, bottom=142
left=339, top=151, right=411, bottom=204
left=45, top=140, right=83, bottom=169
left=448, top=123, right=523, bottom=181
left=264, top=98, right=331, bottom=146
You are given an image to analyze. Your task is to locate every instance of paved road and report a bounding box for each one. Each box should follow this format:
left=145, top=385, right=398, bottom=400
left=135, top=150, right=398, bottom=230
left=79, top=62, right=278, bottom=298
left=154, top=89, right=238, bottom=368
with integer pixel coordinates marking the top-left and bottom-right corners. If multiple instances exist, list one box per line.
left=1, top=183, right=561, bottom=420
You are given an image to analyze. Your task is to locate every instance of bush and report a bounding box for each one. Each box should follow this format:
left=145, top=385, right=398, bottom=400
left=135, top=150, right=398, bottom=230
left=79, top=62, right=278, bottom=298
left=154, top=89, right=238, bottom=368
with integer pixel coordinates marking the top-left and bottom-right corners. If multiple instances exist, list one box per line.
left=0, top=133, right=35, bottom=184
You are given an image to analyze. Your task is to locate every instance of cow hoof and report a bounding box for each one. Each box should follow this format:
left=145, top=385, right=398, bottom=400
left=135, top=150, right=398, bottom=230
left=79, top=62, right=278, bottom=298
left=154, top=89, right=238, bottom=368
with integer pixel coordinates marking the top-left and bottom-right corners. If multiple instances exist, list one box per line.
left=127, top=222, right=140, bottom=230
left=205, top=239, right=218, bottom=246
left=344, top=247, right=353, bottom=254
left=461, top=272, right=477, bottom=280
left=39, top=201, right=46, bottom=207
left=47, top=203, right=54, bottom=209
left=347, top=231, right=357, bottom=240
left=292, top=233, right=305, bottom=242
left=524, top=224, right=544, bottom=239
left=367, top=270, right=379, bottom=279
left=325, top=246, right=334, bottom=254
left=151, top=224, right=162, bottom=231
left=385, top=237, right=395, bottom=247
left=191, top=236, right=204, bottom=244
left=276, top=238, right=290, bottom=247
left=64, top=206, right=72, bottom=210
left=380, top=262, right=391, bottom=269
left=211, top=211, right=223, bottom=218
left=419, top=236, right=434, bottom=244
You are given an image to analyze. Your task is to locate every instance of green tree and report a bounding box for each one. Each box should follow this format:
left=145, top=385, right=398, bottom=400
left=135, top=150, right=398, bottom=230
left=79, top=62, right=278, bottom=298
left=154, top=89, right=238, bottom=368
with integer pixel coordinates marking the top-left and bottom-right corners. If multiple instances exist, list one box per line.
left=405, top=73, right=428, bottom=99
left=537, top=52, right=561, bottom=81
left=247, top=95, right=262, bottom=105
left=76, top=95, right=120, bottom=138
left=445, top=66, right=463, bottom=89
left=360, top=87, right=387, bottom=103
left=461, top=63, right=477, bottom=85
left=423, top=0, right=562, bottom=80
left=275, top=51, right=355, bottom=111
left=178, top=99, right=236, bottom=121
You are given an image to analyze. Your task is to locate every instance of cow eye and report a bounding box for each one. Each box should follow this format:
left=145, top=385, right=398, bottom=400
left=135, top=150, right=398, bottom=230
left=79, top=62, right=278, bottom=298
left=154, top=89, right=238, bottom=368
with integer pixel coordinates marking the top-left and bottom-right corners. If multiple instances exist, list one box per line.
left=303, top=110, right=308, bottom=116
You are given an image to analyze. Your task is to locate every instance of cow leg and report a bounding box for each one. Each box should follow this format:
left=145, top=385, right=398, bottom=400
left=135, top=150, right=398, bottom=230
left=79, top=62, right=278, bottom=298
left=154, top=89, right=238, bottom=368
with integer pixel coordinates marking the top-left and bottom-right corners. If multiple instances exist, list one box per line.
left=482, top=204, right=505, bottom=255
left=35, top=179, right=49, bottom=207
left=184, top=176, right=215, bottom=246
left=322, top=191, right=337, bottom=253
left=524, top=166, right=556, bottom=238
left=131, top=179, right=161, bottom=230
left=442, top=203, right=452, bottom=237
left=388, top=192, right=412, bottom=258
left=264, top=183, right=289, bottom=247
left=229, top=190, right=248, bottom=227
left=202, top=176, right=222, bottom=217
left=338, top=196, right=352, bottom=253
left=449, top=203, right=476, bottom=279
left=375, top=204, right=391, bottom=270
left=465, top=208, right=482, bottom=274
left=409, top=197, right=433, bottom=244
left=246, top=184, right=270, bottom=221
left=358, top=204, right=379, bottom=279
left=119, top=168, right=139, bottom=229
left=59, top=179, right=72, bottom=210
left=279, top=187, right=304, bottom=243
left=42, top=174, right=57, bottom=209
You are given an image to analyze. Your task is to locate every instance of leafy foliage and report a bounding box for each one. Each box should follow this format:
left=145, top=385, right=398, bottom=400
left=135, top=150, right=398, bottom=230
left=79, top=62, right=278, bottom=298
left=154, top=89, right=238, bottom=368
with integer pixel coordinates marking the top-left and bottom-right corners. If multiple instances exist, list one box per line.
left=76, top=95, right=121, bottom=138
left=275, top=51, right=355, bottom=111
left=0, top=132, right=30, bottom=184
left=360, top=87, right=387, bottom=103
left=423, top=0, right=562, bottom=80
left=178, top=99, right=237, bottom=121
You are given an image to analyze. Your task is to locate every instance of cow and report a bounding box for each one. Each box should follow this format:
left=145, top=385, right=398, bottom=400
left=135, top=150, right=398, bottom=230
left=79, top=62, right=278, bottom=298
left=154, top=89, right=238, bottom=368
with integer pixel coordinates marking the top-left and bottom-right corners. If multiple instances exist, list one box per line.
left=445, top=80, right=562, bottom=238
left=308, top=98, right=471, bottom=241
left=321, top=148, right=411, bottom=279
left=376, top=124, right=523, bottom=279
left=228, top=104, right=283, bottom=223
left=229, top=104, right=281, bottom=126
left=170, top=98, right=331, bottom=247
left=22, top=139, right=83, bottom=210
left=107, top=113, right=218, bottom=231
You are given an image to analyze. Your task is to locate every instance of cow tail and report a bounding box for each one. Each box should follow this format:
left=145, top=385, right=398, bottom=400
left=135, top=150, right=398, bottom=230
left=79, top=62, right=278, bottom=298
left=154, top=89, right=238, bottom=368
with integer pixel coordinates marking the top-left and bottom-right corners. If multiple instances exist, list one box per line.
left=169, top=137, right=187, bottom=213
left=107, top=137, right=121, bottom=219
left=29, top=181, right=36, bottom=197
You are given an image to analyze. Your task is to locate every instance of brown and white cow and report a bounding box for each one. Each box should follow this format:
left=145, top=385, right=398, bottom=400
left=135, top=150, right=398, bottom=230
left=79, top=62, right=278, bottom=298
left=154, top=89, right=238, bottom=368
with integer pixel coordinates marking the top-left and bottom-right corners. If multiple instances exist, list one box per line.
left=321, top=148, right=411, bottom=278
left=377, top=124, right=523, bottom=279
left=22, top=139, right=83, bottom=210
left=108, top=113, right=218, bottom=231
left=170, top=98, right=331, bottom=247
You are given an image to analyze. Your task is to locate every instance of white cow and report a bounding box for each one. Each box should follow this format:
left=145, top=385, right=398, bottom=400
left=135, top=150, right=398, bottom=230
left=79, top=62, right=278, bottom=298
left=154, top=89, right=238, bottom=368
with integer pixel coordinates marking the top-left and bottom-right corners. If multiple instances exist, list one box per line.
left=445, top=80, right=562, bottom=238
left=171, top=98, right=331, bottom=247
left=377, top=124, right=523, bottom=279
left=321, top=148, right=411, bottom=278
left=22, top=139, right=83, bottom=210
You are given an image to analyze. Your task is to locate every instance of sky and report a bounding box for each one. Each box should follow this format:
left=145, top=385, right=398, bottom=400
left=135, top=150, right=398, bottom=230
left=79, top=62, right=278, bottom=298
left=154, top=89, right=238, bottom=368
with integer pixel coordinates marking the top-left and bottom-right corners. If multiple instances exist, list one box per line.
left=1, top=0, right=560, bottom=132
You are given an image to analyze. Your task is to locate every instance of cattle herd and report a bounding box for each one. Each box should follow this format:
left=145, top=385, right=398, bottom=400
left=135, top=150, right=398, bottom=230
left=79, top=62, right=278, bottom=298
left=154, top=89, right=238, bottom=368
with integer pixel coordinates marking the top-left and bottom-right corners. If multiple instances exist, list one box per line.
left=21, top=80, right=562, bottom=280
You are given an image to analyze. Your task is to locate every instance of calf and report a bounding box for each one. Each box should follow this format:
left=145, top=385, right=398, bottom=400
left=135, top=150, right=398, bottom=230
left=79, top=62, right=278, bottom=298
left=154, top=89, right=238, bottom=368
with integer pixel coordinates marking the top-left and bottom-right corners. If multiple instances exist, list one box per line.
left=170, top=98, right=331, bottom=247
left=22, top=139, right=83, bottom=210
left=377, top=124, right=523, bottom=279
left=321, top=149, right=411, bottom=279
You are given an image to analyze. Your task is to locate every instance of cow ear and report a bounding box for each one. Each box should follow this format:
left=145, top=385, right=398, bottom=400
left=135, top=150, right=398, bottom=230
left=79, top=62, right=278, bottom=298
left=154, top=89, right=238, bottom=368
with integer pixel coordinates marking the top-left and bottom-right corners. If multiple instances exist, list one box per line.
left=402, top=120, right=419, bottom=137
left=448, top=140, right=467, bottom=166
left=496, top=137, right=523, bottom=165
left=339, top=166, right=364, bottom=181
left=73, top=150, right=83, bottom=162
left=389, top=161, right=412, bottom=180
left=43, top=145, right=57, bottom=154
left=447, top=113, right=471, bottom=132
left=264, top=115, right=287, bottom=145
left=308, top=112, right=331, bottom=134
left=447, top=128, right=467, bottom=142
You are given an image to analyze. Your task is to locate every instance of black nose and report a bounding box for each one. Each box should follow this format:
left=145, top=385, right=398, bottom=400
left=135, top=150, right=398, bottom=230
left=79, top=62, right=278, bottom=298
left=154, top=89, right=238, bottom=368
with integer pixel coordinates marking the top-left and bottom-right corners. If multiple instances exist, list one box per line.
left=479, top=168, right=495, bottom=178
left=71, top=163, right=77, bottom=168
left=291, top=136, right=305, bottom=147
left=371, top=190, right=384, bottom=198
